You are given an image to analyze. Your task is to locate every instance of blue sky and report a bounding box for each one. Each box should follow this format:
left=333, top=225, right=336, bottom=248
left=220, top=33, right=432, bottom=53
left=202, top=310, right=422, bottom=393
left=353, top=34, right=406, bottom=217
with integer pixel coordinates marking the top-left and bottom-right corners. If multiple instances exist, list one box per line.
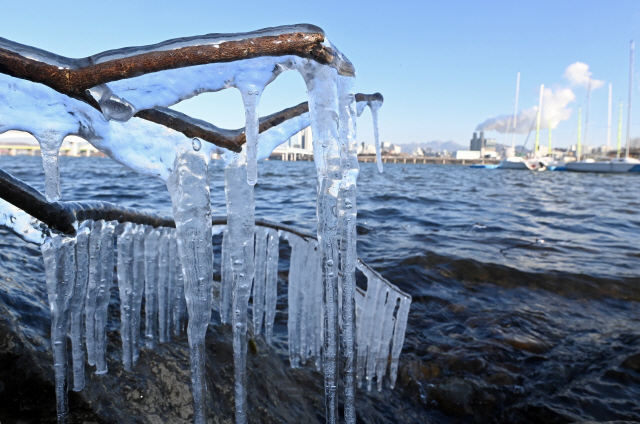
left=2, top=0, right=640, bottom=149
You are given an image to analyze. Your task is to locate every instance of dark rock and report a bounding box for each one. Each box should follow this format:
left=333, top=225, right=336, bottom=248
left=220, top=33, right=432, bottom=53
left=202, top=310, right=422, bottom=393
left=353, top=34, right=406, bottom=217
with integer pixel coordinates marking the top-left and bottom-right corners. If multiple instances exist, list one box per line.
left=431, top=378, right=475, bottom=416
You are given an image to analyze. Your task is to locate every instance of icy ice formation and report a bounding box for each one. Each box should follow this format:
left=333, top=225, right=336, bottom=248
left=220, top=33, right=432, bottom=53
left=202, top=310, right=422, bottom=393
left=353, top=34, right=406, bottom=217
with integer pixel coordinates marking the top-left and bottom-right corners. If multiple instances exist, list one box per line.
left=166, top=150, right=214, bottom=424
left=223, top=151, right=256, bottom=424
left=264, top=228, right=280, bottom=344
left=41, top=233, right=77, bottom=424
left=0, top=197, right=48, bottom=245
left=0, top=24, right=409, bottom=424
left=70, top=221, right=91, bottom=390
left=356, top=259, right=412, bottom=391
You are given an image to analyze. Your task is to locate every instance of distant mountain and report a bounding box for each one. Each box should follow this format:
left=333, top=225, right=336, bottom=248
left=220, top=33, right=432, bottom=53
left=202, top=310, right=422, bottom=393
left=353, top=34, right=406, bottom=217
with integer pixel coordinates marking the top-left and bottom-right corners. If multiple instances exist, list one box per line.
left=399, top=140, right=465, bottom=153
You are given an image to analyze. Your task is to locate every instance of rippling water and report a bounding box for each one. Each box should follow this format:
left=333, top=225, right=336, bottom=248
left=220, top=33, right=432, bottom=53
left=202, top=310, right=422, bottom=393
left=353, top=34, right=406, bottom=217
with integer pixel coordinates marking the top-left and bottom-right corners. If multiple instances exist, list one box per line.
left=1, top=155, right=640, bottom=423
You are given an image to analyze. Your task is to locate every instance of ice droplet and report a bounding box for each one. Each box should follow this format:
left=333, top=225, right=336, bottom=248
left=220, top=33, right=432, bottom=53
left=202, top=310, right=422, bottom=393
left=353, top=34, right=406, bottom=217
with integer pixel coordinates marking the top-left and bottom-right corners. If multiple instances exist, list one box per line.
left=192, top=137, right=202, bottom=151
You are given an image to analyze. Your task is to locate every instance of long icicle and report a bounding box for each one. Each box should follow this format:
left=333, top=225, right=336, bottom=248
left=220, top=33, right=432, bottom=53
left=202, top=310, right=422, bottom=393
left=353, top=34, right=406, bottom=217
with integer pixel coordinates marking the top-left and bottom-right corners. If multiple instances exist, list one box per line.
left=117, top=222, right=135, bottom=371
left=300, top=61, right=342, bottom=424
left=42, top=233, right=77, bottom=424
left=224, top=151, right=256, bottom=424
left=337, top=74, right=359, bottom=423
left=264, top=228, right=279, bottom=345
left=166, top=150, right=214, bottom=424
left=70, top=221, right=91, bottom=391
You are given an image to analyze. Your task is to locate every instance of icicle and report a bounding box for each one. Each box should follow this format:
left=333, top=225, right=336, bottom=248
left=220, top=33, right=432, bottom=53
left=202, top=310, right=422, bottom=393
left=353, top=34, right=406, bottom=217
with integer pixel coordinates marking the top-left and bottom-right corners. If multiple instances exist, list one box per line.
left=166, top=150, right=214, bottom=424
left=311, top=240, right=323, bottom=369
left=170, top=230, right=186, bottom=337
left=117, top=222, right=135, bottom=371
left=94, top=220, right=116, bottom=374
left=220, top=229, right=232, bottom=324
left=299, top=61, right=342, bottom=424
left=224, top=151, right=256, bottom=424
left=337, top=74, right=359, bottom=423
left=42, top=233, right=77, bottom=424
left=34, top=131, right=65, bottom=202
left=70, top=221, right=91, bottom=391
left=365, top=284, right=387, bottom=391
left=238, top=87, right=262, bottom=185
left=356, top=271, right=382, bottom=388
left=284, top=233, right=308, bottom=368
left=370, top=100, right=383, bottom=173
left=389, top=295, right=411, bottom=389
left=131, top=224, right=146, bottom=364
left=264, top=228, right=279, bottom=345
left=85, top=220, right=103, bottom=367
left=157, top=228, right=172, bottom=343
left=300, top=240, right=320, bottom=364
left=144, top=227, right=161, bottom=348
left=253, top=226, right=269, bottom=335
left=376, top=293, right=399, bottom=391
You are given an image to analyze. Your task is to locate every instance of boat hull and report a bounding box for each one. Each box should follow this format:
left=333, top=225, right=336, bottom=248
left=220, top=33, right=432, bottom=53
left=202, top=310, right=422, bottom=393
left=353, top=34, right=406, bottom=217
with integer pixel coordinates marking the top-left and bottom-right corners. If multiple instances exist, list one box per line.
left=565, top=160, right=640, bottom=173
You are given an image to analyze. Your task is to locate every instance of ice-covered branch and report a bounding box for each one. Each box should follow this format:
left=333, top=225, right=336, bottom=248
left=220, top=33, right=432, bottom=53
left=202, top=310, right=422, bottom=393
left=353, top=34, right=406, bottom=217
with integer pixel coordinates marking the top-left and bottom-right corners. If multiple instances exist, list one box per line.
left=0, top=24, right=353, bottom=99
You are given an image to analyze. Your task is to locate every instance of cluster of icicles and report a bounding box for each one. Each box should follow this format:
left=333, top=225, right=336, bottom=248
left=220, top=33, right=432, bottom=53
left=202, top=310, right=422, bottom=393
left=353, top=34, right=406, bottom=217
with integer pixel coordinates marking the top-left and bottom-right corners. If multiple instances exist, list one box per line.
left=0, top=24, right=400, bottom=424
left=41, top=220, right=411, bottom=421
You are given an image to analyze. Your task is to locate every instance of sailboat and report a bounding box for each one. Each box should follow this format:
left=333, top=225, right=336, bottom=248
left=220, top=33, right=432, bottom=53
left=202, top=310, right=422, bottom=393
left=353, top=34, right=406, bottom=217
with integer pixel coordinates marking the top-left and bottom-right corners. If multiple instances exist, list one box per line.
left=566, top=40, right=640, bottom=173
left=499, top=79, right=547, bottom=170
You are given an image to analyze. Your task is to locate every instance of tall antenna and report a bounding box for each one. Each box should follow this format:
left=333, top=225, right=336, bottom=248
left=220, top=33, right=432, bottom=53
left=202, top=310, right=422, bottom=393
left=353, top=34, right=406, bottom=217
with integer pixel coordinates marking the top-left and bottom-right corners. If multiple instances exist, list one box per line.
left=512, top=72, right=520, bottom=148
left=607, top=83, right=612, bottom=152
left=626, top=40, right=634, bottom=159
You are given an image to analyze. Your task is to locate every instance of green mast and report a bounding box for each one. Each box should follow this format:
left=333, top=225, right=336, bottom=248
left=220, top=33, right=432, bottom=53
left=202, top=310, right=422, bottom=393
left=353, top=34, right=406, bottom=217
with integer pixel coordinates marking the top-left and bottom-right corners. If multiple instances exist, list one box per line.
left=617, top=100, right=623, bottom=159
left=577, top=107, right=582, bottom=161
left=535, top=84, right=544, bottom=155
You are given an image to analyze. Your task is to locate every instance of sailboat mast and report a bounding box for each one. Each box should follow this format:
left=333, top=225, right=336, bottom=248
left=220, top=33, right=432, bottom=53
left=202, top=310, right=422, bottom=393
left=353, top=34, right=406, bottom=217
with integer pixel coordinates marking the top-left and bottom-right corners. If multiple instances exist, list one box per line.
left=548, top=114, right=552, bottom=156
left=512, top=72, right=520, bottom=148
left=577, top=107, right=582, bottom=161
left=626, top=40, right=634, bottom=159
left=618, top=100, right=623, bottom=159
left=535, top=84, right=544, bottom=155
left=607, top=83, right=612, bottom=153
left=584, top=77, right=592, bottom=156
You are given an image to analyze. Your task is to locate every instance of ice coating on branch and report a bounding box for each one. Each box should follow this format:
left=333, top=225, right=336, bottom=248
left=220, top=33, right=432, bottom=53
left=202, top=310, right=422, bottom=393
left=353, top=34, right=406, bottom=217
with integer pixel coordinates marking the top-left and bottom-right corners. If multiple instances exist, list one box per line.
left=70, top=221, right=91, bottom=391
left=86, top=84, right=138, bottom=122
left=144, top=227, right=160, bottom=347
left=131, top=225, right=146, bottom=363
left=337, top=74, right=359, bottom=423
left=0, top=73, right=217, bottom=183
left=366, top=285, right=389, bottom=390
left=370, top=100, right=383, bottom=173
left=158, top=228, right=172, bottom=343
left=85, top=220, right=103, bottom=367
left=257, top=112, right=311, bottom=160
left=299, top=60, right=342, bottom=424
left=94, top=220, right=116, bottom=374
left=41, top=234, right=77, bottom=424
left=166, top=150, right=214, bottom=424
left=0, top=198, right=47, bottom=245
left=223, top=151, right=256, bottom=424
left=220, top=229, right=232, bottom=324
left=252, top=226, right=269, bottom=335
left=264, top=228, right=279, bottom=344
left=117, top=223, right=135, bottom=371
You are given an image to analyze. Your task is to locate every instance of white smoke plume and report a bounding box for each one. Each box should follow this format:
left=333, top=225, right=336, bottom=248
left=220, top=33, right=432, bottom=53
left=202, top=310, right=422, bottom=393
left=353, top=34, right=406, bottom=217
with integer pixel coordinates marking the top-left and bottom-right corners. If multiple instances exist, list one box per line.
left=476, top=62, right=602, bottom=134
left=476, top=87, right=576, bottom=134
left=563, top=62, right=605, bottom=89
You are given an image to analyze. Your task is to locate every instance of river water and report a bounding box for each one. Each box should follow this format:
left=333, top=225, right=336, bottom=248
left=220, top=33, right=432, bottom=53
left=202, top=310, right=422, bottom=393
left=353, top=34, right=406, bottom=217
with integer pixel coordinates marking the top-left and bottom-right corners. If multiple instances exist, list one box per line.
left=0, top=155, right=639, bottom=423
